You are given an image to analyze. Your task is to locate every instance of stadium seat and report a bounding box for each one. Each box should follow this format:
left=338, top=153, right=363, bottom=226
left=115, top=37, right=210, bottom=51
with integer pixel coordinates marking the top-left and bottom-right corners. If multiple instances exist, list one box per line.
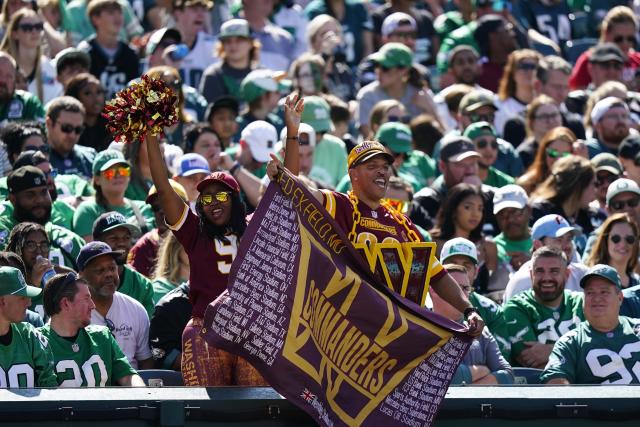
left=138, top=369, right=184, bottom=386
left=569, top=12, right=589, bottom=39
left=564, top=38, right=598, bottom=65
left=512, top=367, right=543, bottom=385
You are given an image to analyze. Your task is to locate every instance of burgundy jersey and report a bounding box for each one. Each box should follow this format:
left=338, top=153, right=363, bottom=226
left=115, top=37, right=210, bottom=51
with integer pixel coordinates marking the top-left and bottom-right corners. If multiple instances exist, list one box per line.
left=169, top=205, right=238, bottom=318
left=322, top=191, right=444, bottom=304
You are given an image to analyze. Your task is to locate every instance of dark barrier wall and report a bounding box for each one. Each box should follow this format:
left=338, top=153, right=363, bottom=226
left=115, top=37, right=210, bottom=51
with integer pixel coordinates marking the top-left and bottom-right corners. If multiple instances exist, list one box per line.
left=0, top=386, right=639, bottom=426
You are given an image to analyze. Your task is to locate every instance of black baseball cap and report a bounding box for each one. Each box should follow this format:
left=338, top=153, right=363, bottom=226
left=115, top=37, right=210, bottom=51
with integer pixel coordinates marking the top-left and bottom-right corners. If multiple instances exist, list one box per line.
left=7, top=166, right=47, bottom=194
left=92, top=212, right=141, bottom=241
left=440, top=135, right=481, bottom=163
left=205, top=96, right=239, bottom=122
left=589, top=43, right=624, bottom=64
left=13, top=150, right=48, bottom=170
left=618, top=134, right=640, bottom=159
left=76, top=241, right=124, bottom=271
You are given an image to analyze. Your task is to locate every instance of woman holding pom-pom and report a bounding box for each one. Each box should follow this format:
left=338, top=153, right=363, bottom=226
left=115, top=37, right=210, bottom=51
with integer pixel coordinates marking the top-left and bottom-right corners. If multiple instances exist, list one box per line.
left=115, top=75, right=304, bottom=385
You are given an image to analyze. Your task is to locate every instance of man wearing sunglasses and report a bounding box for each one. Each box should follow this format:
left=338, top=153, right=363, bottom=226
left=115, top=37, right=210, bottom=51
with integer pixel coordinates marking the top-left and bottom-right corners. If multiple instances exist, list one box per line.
left=587, top=43, right=626, bottom=90
left=40, top=272, right=145, bottom=387
left=0, top=166, right=85, bottom=270
left=45, top=97, right=96, bottom=180
left=0, top=52, right=45, bottom=125
left=586, top=96, right=631, bottom=158
left=463, top=121, right=514, bottom=188
left=78, top=241, right=153, bottom=370
left=0, top=266, right=58, bottom=388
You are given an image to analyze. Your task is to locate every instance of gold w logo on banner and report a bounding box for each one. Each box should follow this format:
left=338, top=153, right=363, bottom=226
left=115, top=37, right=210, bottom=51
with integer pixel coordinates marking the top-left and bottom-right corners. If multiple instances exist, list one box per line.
left=354, top=241, right=437, bottom=306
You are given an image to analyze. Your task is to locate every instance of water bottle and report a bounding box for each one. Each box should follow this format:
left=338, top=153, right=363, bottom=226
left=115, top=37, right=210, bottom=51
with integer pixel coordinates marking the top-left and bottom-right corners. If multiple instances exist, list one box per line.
left=37, top=256, right=56, bottom=287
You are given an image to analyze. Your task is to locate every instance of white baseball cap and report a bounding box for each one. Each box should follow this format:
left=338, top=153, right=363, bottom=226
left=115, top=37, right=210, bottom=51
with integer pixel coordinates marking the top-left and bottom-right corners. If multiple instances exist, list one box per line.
left=174, top=153, right=210, bottom=177
left=493, top=184, right=528, bottom=214
left=590, top=96, right=628, bottom=124
left=381, top=12, right=417, bottom=37
left=440, top=237, right=478, bottom=264
left=240, top=120, right=278, bottom=163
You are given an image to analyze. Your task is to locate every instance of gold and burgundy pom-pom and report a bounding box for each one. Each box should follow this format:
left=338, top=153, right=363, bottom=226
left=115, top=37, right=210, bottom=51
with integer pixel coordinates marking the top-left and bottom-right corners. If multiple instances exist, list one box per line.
left=102, top=75, right=179, bottom=144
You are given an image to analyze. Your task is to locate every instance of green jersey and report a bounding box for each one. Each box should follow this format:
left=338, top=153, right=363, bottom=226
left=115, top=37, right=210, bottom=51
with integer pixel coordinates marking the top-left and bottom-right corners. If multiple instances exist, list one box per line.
left=494, top=232, right=532, bottom=264
left=0, top=90, right=45, bottom=123
left=0, top=199, right=75, bottom=230
left=40, top=324, right=137, bottom=387
left=152, top=278, right=180, bottom=305
left=502, top=289, right=584, bottom=364
left=119, top=265, right=155, bottom=317
left=0, top=323, right=57, bottom=388
left=398, top=151, right=436, bottom=189
left=483, top=167, right=515, bottom=188
left=311, top=134, right=348, bottom=187
left=72, top=198, right=155, bottom=238
left=541, top=317, right=640, bottom=384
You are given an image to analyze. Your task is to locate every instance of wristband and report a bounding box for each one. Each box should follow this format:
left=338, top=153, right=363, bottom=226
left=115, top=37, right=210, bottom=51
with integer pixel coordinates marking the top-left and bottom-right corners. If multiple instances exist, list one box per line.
left=229, top=161, right=241, bottom=177
left=463, top=307, right=478, bottom=319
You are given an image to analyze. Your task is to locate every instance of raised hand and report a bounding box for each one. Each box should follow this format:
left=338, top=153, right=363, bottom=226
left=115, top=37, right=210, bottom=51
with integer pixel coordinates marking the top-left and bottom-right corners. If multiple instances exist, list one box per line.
left=284, top=94, right=305, bottom=131
left=267, top=153, right=283, bottom=181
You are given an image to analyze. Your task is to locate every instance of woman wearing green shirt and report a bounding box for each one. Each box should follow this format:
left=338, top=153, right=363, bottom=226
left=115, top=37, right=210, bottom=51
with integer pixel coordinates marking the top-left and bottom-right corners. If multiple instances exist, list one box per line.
left=72, top=149, right=155, bottom=241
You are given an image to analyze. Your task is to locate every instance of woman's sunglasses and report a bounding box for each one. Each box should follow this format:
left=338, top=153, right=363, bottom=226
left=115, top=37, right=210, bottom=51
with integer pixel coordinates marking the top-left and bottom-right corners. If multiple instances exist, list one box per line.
left=18, top=22, right=44, bottom=32
left=102, top=166, right=131, bottom=180
left=610, top=234, right=636, bottom=245
left=546, top=148, right=571, bottom=159
left=476, top=138, right=498, bottom=150
left=200, top=191, right=232, bottom=205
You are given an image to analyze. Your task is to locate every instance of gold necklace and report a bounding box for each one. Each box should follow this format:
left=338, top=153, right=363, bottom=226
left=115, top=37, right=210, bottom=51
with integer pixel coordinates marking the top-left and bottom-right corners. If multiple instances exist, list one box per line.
left=347, top=191, right=420, bottom=243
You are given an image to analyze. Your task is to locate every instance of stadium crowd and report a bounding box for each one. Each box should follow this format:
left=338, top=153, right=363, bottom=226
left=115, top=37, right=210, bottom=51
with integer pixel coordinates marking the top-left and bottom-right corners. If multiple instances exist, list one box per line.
left=1, top=0, right=640, bottom=388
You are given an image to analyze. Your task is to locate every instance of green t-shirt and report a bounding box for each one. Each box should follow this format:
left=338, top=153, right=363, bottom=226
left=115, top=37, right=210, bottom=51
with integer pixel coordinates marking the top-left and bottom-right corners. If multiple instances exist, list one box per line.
left=399, top=150, right=436, bottom=189
left=0, top=199, right=75, bottom=230
left=483, top=167, right=515, bottom=188
left=39, top=324, right=137, bottom=387
left=494, top=232, right=533, bottom=263
left=119, top=265, right=155, bottom=318
left=501, top=289, right=584, bottom=365
left=151, top=278, right=180, bottom=305
left=0, top=90, right=45, bottom=123
left=0, top=219, right=85, bottom=270
left=311, top=134, right=348, bottom=187
left=0, top=322, right=57, bottom=388
left=541, top=316, right=640, bottom=384
left=72, top=198, right=155, bottom=238
left=124, top=180, right=152, bottom=202
left=436, top=21, right=479, bottom=73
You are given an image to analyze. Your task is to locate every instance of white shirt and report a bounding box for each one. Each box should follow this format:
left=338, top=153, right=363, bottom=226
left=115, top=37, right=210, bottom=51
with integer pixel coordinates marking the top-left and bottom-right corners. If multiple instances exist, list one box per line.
left=494, top=96, right=526, bottom=137
left=180, top=31, right=219, bottom=89
left=28, top=56, right=63, bottom=105
left=503, top=261, right=588, bottom=302
left=91, top=292, right=151, bottom=369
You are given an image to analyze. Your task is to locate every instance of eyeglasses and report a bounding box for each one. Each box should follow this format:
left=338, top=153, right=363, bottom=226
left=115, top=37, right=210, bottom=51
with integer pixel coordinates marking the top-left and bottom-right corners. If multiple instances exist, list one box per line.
left=467, top=113, right=495, bottom=123
left=610, top=234, right=636, bottom=245
left=24, top=240, right=50, bottom=252
left=517, top=62, right=537, bottom=71
left=595, top=173, right=619, bottom=187
left=534, top=112, right=560, bottom=121
left=596, top=61, right=623, bottom=70
left=546, top=148, right=571, bottom=159
left=613, top=36, right=636, bottom=44
left=476, top=138, right=498, bottom=149
left=610, top=197, right=640, bottom=210
left=102, top=166, right=131, bottom=180
left=105, top=318, right=115, bottom=333
left=24, top=144, right=49, bottom=154
left=18, top=22, right=44, bottom=32
left=387, top=114, right=412, bottom=124
left=390, top=31, right=417, bottom=40
left=200, top=191, right=232, bottom=205
left=58, top=123, right=85, bottom=135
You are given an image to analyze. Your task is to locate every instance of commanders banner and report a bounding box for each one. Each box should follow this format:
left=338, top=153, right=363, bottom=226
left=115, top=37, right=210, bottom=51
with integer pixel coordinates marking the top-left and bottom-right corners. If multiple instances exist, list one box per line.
left=202, top=171, right=472, bottom=427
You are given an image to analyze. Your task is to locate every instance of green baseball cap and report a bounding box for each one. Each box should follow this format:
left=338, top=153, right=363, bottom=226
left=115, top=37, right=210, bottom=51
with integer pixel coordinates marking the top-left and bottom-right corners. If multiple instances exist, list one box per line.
left=375, top=122, right=412, bottom=153
left=300, top=96, right=334, bottom=133
left=370, top=43, right=413, bottom=69
left=440, top=237, right=478, bottom=264
left=240, top=69, right=289, bottom=103
left=0, top=266, right=41, bottom=297
left=579, top=264, right=622, bottom=289
left=92, top=149, right=130, bottom=176
left=463, top=121, right=497, bottom=141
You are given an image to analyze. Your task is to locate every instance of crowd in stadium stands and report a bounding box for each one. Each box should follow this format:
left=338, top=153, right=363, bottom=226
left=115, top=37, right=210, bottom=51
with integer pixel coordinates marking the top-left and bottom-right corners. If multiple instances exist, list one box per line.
left=1, top=0, right=640, bottom=388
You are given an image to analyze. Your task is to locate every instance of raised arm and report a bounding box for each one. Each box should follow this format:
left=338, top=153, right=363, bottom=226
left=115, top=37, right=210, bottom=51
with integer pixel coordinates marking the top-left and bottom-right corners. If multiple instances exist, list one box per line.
left=282, top=94, right=304, bottom=176
left=146, top=134, right=188, bottom=226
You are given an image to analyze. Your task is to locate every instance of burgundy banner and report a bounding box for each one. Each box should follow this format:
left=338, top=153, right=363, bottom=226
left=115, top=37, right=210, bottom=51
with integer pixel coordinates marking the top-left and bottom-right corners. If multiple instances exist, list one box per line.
left=202, top=171, right=472, bottom=427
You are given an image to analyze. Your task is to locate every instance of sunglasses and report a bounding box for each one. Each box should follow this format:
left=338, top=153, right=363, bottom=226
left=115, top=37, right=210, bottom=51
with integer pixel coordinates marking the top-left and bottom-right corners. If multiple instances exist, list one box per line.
left=610, top=197, right=640, bottom=210
left=476, top=138, right=498, bottom=149
left=387, top=114, right=411, bottom=124
left=200, top=191, right=232, bottom=205
left=517, top=62, right=537, bottom=71
left=58, top=123, right=85, bottom=135
left=610, top=234, right=636, bottom=245
left=23, top=144, right=50, bottom=154
left=468, top=113, right=495, bottom=123
left=18, top=22, right=44, bottom=32
left=105, top=318, right=115, bottom=333
left=595, top=173, right=618, bottom=187
left=102, top=166, right=131, bottom=180
left=546, top=148, right=571, bottom=159
left=614, top=36, right=636, bottom=44
left=52, top=272, right=81, bottom=304
left=597, top=61, right=623, bottom=70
